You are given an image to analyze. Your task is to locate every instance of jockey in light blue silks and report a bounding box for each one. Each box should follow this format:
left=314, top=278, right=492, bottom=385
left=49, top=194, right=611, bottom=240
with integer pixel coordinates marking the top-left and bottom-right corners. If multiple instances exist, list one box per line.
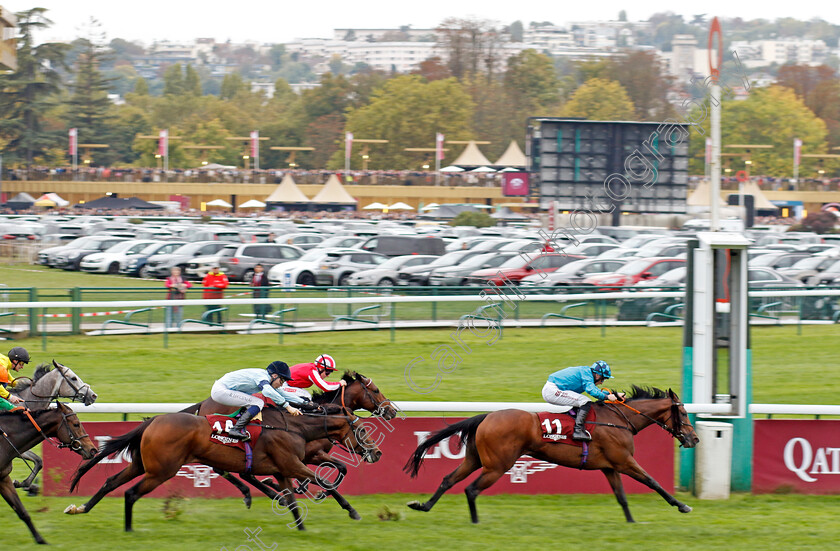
left=542, top=361, right=623, bottom=441
left=211, top=361, right=304, bottom=441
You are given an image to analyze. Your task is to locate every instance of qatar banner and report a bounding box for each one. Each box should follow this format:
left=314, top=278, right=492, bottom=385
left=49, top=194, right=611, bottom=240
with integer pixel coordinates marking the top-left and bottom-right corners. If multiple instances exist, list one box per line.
left=44, top=418, right=672, bottom=497
left=753, top=420, right=840, bottom=494
left=502, top=172, right=529, bottom=196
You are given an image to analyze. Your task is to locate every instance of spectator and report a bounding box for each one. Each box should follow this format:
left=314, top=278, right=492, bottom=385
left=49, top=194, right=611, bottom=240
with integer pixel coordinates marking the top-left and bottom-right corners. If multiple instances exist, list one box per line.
left=165, top=266, right=191, bottom=328
left=250, top=263, right=270, bottom=320
left=202, top=265, right=229, bottom=324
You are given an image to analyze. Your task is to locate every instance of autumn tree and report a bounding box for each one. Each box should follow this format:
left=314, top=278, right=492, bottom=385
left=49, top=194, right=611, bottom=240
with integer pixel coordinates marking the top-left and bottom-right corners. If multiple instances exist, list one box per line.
left=562, top=78, right=635, bottom=120
left=412, top=57, right=452, bottom=81
left=436, top=17, right=504, bottom=81
left=777, top=64, right=840, bottom=146
left=607, top=50, right=675, bottom=121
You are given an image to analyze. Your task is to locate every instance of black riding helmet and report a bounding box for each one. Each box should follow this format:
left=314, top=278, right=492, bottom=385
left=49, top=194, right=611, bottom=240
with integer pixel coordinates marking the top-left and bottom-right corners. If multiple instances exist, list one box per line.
left=8, top=347, right=30, bottom=364
left=266, top=361, right=291, bottom=381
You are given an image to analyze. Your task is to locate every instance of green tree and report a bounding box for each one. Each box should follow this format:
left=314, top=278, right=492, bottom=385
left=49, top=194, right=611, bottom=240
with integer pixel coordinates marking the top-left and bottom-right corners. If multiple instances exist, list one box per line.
left=450, top=211, right=496, bottom=228
left=184, top=64, right=202, bottom=96
left=562, top=78, right=635, bottom=120
left=220, top=72, right=246, bottom=100
left=504, top=49, right=561, bottom=114
left=133, top=77, right=149, bottom=95
left=0, top=8, right=69, bottom=168
left=607, top=50, right=675, bottom=121
left=342, top=75, right=474, bottom=169
left=163, top=64, right=185, bottom=95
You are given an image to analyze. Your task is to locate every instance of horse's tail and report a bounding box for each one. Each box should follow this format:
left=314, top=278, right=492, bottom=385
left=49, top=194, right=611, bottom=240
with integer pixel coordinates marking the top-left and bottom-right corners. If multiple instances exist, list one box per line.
left=70, top=418, right=153, bottom=492
left=404, top=413, right=488, bottom=478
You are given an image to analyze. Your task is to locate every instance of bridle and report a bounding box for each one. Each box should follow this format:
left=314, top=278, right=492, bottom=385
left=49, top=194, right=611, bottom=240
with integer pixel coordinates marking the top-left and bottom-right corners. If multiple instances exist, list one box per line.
left=335, top=377, right=393, bottom=416
left=605, top=397, right=693, bottom=447
left=26, top=366, right=92, bottom=404
left=55, top=405, right=90, bottom=452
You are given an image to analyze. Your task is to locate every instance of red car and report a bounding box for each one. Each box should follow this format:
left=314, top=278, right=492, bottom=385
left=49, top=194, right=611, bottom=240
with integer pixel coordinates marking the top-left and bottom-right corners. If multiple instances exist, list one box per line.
left=582, top=257, right=685, bottom=289
left=467, top=253, right=585, bottom=286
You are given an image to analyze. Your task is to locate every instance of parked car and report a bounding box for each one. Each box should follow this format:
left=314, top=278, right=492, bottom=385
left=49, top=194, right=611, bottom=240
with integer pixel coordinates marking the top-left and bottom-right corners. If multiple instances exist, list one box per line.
left=79, top=240, right=159, bottom=274
left=267, top=248, right=357, bottom=287
left=121, top=241, right=188, bottom=277
left=144, top=241, right=230, bottom=278
left=428, top=252, right=520, bottom=286
left=397, top=249, right=487, bottom=286
left=216, top=243, right=305, bottom=281
left=347, top=255, right=438, bottom=286
left=316, top=235, right=366, bottom=249
left=750, top=252, right=811, bottom=271
left=582, top=257, right=685, bottom=289
left=519, top=258, right=629, bottom=289
left=275, top=233, right=325, bottom=250
left=358, top=235, right=446, bottom=257
left=187, top=229, right=243, bottom=242
left=51, top=236, right=130, bottom=270
left=466, top=253, right=586, bottom=286
left=314, top=251, right=388, bottom=285
left=565, top=243, right=621, bottom=257
left=776, top=256, right=838, bottom=283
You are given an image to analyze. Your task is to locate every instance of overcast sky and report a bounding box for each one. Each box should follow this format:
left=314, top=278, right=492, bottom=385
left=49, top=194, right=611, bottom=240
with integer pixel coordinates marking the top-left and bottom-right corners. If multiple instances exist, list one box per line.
left=5, top=1, right=837, bottom=44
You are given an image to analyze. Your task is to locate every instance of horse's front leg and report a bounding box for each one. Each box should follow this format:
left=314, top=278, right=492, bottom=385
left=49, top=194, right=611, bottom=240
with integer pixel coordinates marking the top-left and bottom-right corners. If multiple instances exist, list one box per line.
left=616, top=457, right=691, bottom=514
left=302, top=453, right=360, bottom=520
left=214, top=468, right=251, bottom=509
left=601, top=467, right=634, bottom=522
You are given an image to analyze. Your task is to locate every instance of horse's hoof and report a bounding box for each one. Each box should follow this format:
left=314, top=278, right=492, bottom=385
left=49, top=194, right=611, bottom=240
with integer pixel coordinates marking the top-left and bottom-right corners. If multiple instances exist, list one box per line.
left=243, top=497, right=252, bottom=509
left=28, top=484, right=40, bottom=497
left=678, top=504, right=692, bottom=513
left=349, top=509, right=362, bottom=520
left=64, top=504, right=82, bottom=515
left=406, top=501, right=426, bottom=511
left=36, top=537, right=47, bottom=545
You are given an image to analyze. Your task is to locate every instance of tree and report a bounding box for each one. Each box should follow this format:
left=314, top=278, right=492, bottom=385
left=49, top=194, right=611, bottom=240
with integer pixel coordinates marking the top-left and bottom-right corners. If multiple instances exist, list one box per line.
left=413, top=57, right=452, bottom=81
left=184, top=64, right=202, bottom=96
left=504, top=49, right=561, bottom=114
left=450, top=211, right=496, bottom=228
left=0, top=8, right=69, bottom=168
left=66, top=29, right=117, bottom=165
left=343, top=75, right=474, bottom=169
left=619, top=10, right=628, bottom=22
left=133, top=77, right=149, bottom=95
left=607, top=50, right=675, bottom=120
left=777, top=64, right=840, bottom=146
left=791, top=211, right=837, bottom=234
left=163, top=64, right=185, bottom=95
left=508, top=21, right=524, bottom=42
left=220, top=72, right=246, bottom=99
left=437, top=17, right=504, bottom=81
left=562, top=78, right=635, bottom=120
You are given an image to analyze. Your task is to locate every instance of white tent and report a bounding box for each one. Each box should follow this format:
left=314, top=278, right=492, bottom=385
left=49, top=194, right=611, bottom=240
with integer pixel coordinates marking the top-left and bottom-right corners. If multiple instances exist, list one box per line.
left=198, top=163, right=236, bottom=170
left=38, top=193, right=69, bottom=207
left=687, top=180, right=727, bottom=207
left=742, top=180, right=778, bottom=209
left=265, top=174, right=311, bottom=203
left=206, top=199, right=233, bottom=208
left=440, top=166, right=465, bottom=173
left=494, top=140, right=527, bottom=167
left=388, top=202, right=414, bottom=210
left=311, top=174, right=357, bottom=204
left=451, top=140, right=492, bottom=167
left=239, top=199, right=266, bottom=208
left=470, top=166, right=496, bottom=173
left=363, top=202, right=387, bottom=210
left=420, top=203, right=440, bottom=211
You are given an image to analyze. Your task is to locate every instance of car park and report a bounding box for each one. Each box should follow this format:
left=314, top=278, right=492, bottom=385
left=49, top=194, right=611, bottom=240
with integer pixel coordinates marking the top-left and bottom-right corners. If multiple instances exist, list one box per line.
left=348, top=255, right=439, bottom=286
left=275, top=233, right=325, bottom=250
left=520, top=258, right=629, bottom=289
left=267, top=248, right=358, bottom=287
left=121, top=241, right=188, bottom=277
left=313, top=251, right=388, bottom=285
left=397, top=249, right=487, bottom=286
left=50, top=236, right=130, bottom=270
left=358, top=235, right=446, bottom=257
left=216, top=243, right=304, bottom=281
left=583, top=257, right=685, bottom=289
left=144, top=241, right=230, bottom=278
left=79, top=240, right=159, bottom=274
left=467, top=253, right=586, bottom=286
left=428, top=252, right=520, bottom=286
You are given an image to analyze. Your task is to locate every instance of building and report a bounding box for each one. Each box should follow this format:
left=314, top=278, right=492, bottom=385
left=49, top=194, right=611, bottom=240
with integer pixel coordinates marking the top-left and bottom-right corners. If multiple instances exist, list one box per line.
left=1, top=6, right=16, bottom=71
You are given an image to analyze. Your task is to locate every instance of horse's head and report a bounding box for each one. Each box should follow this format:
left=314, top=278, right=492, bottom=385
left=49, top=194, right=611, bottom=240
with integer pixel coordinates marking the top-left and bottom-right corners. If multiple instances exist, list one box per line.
left=343, top=373, right=398, bottom=420
left=668, top=389, right=699, bottom=448
left=50, top=360, right=98, bottom=406
left=52, top=402, right=98, bottom=460
left=328, top=407, right=383, bottom=464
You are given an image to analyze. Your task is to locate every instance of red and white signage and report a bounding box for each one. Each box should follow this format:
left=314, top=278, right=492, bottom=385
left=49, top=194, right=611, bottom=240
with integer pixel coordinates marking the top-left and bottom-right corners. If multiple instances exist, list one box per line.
left=45, top=418, right=673, bottom=497
left=68, top=128, right=77, bottom=157
left=158, top=129, right=168, bottom=157
left=502, top=172, right=529, bottom=196
left=753, top=420, right=840, bottom=494
left=250, top=130, right=259, bottom=159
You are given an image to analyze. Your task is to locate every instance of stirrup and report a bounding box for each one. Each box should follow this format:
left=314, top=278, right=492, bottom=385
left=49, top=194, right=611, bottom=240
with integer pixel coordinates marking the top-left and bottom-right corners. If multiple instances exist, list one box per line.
left=572, top=429, right=592, bottom=442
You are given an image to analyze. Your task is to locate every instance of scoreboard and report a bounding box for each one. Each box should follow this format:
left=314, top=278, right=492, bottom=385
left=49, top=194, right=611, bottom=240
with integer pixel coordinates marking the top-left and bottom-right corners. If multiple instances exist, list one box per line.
left=526, top=118, right=690, bottom=214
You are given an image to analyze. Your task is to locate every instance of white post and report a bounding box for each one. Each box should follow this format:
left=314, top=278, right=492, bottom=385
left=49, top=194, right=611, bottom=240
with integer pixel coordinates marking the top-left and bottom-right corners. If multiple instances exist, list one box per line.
left=710, top=82, right=721, bottom=232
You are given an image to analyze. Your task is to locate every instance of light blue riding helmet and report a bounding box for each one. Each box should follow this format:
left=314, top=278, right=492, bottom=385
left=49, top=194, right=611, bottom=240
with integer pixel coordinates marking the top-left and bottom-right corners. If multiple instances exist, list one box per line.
left=591, top=360, right=613, bottom=379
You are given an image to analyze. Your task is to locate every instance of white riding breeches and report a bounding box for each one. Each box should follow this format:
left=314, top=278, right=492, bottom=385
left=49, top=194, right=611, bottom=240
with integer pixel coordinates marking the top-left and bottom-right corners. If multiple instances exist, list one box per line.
left=280, top=384, right=312, bottom=401
left=211, top=381, right=265, bottom=408
left=542, top=382, right=590, bottom=407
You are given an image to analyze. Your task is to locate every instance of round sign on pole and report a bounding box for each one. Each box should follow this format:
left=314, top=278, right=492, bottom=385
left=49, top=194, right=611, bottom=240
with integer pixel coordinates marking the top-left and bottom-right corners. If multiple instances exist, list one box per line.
left=708, top=17, right=723, bottom=81
left=735, top=170, right=748, bottom=182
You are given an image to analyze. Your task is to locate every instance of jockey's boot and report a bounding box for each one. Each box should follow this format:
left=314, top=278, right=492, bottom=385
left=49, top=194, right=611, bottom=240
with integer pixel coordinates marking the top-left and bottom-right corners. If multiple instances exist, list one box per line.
left=228, top=406, right=259, bottom=441
left=572, top=402, right=593, bottom=441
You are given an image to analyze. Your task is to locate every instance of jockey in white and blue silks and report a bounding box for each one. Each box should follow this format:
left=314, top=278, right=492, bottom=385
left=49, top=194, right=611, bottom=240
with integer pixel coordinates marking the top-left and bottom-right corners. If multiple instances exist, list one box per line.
left=211, top=361, right=304, bottom=441
left=542, top=361, right=622, bottom=442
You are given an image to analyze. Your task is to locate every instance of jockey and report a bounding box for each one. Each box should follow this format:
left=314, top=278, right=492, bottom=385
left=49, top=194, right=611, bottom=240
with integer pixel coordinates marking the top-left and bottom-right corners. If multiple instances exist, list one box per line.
left=282, top=354, right=346, bottom=402
left=211, top=361, right=304, bottom=441
left=0, top=347, right=30, bottom=412
left=541, top=361, right=623, bottom=441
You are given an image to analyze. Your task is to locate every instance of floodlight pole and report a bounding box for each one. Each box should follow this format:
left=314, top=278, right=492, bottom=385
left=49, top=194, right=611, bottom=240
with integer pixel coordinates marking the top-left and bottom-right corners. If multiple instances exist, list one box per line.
left=709, top=18, right=722, bottom=232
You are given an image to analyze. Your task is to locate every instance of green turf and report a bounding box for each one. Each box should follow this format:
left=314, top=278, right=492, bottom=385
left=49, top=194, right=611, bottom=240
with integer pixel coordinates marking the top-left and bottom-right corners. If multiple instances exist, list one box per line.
left=5, top=493, right=837, bottom=550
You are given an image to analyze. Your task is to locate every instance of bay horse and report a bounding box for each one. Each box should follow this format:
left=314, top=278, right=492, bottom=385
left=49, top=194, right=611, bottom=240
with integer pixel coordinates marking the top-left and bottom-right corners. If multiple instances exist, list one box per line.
left=10, top=360, right=97, bottom=493
left=405, top=386, right=699, bottom=524
left=1, top=402, right=98, bottom=544
left=67, top=404, right=381, bottom=532
left=184, top=371, right=397, bottom=521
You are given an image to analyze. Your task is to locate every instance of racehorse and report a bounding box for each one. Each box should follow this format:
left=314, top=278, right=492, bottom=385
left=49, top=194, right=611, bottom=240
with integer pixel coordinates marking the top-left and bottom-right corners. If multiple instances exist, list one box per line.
left=0, top=402, right=97, bottom=544
left=405, top=386, right=699, bottom=524
left=183, top=371, right=397, bottom=520
left=10, top=361, right=97, bottom=493
left=67, top=404, right=381, bottom=531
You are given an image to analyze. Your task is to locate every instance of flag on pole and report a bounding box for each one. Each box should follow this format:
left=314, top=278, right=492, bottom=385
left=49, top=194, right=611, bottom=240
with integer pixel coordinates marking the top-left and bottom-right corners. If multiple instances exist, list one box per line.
left=793, top=138, right=802, bottom=168
left=68, top=128, right=77, bottom=157
left=345, top=132, right=353, bottom=162
left=250, top=130, right=259, bottom=159
left=436, top=133, right=445, bottom=160
left=705, top=137, right=712, bottom=165
left=158, top=129, right=168, bottom=157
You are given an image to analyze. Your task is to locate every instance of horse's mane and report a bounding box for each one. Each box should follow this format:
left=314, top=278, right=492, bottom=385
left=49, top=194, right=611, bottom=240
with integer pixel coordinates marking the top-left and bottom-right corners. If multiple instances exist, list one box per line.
left=9, top=362, right=52, bottom=392
left=312, top=371, right=366, bottom=403
left=624, top=385, right=670, bottom=401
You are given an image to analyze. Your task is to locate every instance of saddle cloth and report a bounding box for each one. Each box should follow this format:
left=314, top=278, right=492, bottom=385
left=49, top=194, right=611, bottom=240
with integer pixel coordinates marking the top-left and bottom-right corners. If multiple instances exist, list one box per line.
left=537, top=410, right=597, bottom=447
left=206, top=414, right=263, bottom=450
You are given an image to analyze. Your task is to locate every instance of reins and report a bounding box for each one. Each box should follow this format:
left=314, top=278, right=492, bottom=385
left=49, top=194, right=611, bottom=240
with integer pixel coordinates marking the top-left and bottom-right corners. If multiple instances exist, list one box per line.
left=601, top=398, right=685, bottom=441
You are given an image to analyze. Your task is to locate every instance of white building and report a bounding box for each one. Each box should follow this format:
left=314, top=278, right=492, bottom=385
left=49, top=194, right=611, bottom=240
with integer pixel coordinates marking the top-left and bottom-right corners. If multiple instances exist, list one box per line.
left=757, top=39, right=827, bottom=66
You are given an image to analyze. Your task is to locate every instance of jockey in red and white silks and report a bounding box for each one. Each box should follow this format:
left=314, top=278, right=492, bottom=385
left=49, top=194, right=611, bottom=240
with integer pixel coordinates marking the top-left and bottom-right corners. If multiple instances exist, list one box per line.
left=282, top=354, right=346, bottom=401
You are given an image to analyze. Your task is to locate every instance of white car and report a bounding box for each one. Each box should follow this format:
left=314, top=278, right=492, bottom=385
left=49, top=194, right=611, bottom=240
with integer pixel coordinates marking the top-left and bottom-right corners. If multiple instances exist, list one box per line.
left=268, top=248, right=358, bottom=287
left=79, top=240, right=159, bottom=274
left=347, top=255, right=438, bottom=286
